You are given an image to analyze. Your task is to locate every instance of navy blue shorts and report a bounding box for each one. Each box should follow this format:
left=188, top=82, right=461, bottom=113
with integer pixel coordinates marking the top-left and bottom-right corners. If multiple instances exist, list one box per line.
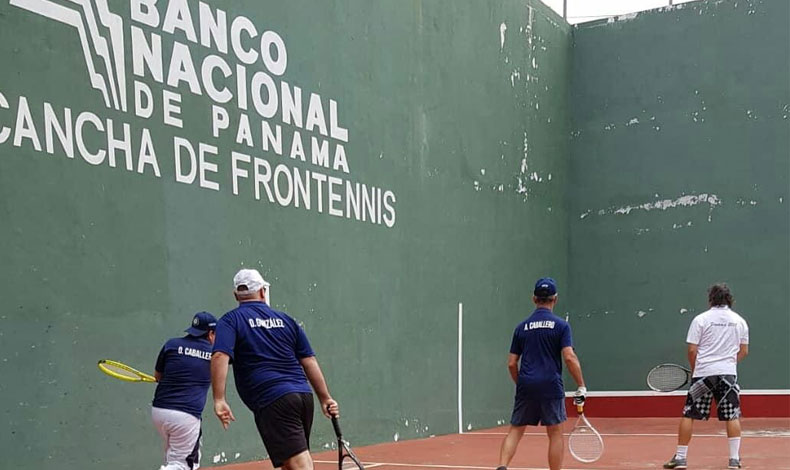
left=511, top=396, right=567, bottom=426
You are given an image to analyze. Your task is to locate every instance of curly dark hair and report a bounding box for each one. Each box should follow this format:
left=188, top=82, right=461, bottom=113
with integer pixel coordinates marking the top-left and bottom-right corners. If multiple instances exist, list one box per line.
left=708, top=283, right=734, bottom=307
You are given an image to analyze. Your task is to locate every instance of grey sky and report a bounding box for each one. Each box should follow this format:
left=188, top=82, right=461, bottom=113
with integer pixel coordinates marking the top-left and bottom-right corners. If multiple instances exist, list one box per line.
left=541, top=0, right=703, bottom=24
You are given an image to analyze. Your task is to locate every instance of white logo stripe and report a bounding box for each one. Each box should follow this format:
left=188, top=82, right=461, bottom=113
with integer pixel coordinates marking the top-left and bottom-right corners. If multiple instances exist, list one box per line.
left=94, top=0, right=126, bottom=111
left=10, top=0, right=126, bottom=111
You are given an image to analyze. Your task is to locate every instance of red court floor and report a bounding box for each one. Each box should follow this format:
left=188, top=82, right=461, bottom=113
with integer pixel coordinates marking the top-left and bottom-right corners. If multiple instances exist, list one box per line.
left=214, top=418, right=790, bottom=470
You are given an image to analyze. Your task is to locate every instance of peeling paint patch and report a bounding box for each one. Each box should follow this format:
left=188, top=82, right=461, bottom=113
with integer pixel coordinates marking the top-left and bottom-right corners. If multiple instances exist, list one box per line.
left=499, top=22, right=507, bottom=50
left=637, top=310, right=648, bottom=318
left=680, top=308, right=689, bottom=315
left=608, top=11, right=640, bottom=23
left=626, top=117, right=640, bottom=126
left=580, top=210, right=591, bottom=219
left=612, top=193, right=721, bottom=216
left=510, top=69, right=521, bottom=87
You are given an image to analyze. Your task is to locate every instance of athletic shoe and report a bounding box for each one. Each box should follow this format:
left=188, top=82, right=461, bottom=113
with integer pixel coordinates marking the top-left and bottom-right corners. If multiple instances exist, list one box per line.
left=663, top=456, right=688, bottom=469
left=495, top=467, right=507, bottom=470
left=728, top=458, right=742, bottom=469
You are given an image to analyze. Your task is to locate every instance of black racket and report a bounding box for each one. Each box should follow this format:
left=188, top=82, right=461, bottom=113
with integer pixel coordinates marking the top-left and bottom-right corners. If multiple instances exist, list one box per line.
left=329, top=407, right=365, bottom=470
left=647, top=363, right=692, bottom=392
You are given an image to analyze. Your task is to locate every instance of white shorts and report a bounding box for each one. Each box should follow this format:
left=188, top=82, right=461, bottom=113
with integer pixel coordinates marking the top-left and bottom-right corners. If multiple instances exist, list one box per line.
left=151, top=407, right=202, bottom=470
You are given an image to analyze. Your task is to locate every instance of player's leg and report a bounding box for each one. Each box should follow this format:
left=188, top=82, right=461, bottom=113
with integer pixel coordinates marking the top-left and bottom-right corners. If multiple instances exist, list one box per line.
left=713, top=375, right=742, bottom=468
left=540, top=397, right=567, bottom=470
left=665, top=377, right=713, bottom=469
left=151, top=407, right=171, bottom=467
left=677, top=417, right=694, bottom=445
left=152, top=408, right=201, bottom=470
left=498, top=425, right=526, bottom=468
left=255, top=393, right=314, bottom=470
left=498, top=394, right=538, bottom=468
left=282, top=393, right=316, bottom=470
left=281, top=450, right=314, bottom=470
left=545, top=424, right=564, bottom=470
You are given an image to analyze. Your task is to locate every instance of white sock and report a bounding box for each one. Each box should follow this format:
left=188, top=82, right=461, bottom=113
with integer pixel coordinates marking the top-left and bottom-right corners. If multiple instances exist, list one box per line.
left=728, top=437, right=741, bottom=459
left=676, top=445, right=689, bottom=460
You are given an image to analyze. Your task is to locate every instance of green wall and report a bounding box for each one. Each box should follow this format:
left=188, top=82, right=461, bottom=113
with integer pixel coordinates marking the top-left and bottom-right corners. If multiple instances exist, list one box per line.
left=0, top=0, right=571, bottom=468
left=568, top=0, right=790, bottom=390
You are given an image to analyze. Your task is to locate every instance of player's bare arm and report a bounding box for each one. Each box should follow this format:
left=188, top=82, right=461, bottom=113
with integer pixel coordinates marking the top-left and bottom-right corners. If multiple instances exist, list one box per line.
left=687, top=343, right=698, bottom=374
left=299, top=356, right=339, bottom=418
left=211, top=351, right=235, bottom=429
left=154, top=371, right=162, bottom=382
left=507, top=353, right=519, bottom=384
left=737, top=344, right=749, bottom=362
left=562, top=346, right=586, bottom=388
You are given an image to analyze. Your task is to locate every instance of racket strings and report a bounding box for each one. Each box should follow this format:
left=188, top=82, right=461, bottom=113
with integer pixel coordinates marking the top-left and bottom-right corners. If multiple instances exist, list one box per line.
left=101, top=362, right=139, bottom=378
left=341, top=456, right=364, bottom=470
left=648, top=366, right=688, bottom=391
left=568, top=427, right=604, bottom=462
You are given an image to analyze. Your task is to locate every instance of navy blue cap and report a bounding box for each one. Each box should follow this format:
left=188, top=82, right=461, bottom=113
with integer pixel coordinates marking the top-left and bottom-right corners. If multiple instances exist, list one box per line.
left=185, top=311, right=217, bottom=336
left=534, top=277, right=558, bottom=297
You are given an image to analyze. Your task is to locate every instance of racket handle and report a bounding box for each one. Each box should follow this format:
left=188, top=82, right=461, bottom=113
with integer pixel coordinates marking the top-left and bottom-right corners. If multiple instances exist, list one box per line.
left=328, top=405, right=342, bottom=437
left=576, top=404, right=584, bottom=415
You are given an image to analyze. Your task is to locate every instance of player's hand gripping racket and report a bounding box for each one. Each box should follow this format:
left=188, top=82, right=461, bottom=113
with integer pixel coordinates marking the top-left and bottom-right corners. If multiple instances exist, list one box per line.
left=646, top=363, right=691, bottom=392
left=97, top=359, right=156, bottom=383
left=569, top=402, right=604, bottom=463
left=328, top=406, right=365, bottom=469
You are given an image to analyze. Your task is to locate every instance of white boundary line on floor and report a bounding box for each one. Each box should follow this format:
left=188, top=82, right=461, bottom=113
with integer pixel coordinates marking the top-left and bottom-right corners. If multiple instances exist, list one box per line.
left=466, top=432, right=790, bottom=438
left=314, top=461, right=598, bottom=470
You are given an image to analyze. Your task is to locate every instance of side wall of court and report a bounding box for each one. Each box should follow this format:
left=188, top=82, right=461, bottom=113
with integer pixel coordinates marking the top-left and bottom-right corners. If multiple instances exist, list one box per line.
left=568, top=0, right=790, bottom=394
left=0, top=1, right=571, bottom=468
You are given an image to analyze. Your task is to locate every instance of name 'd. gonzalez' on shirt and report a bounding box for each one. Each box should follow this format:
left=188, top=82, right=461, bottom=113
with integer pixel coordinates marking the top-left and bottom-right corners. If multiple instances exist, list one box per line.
left=177, top=346, right=212, bottom=360
left=526, top=320, right=556, bottom=330
left=248, top=318, right=286, bottom=329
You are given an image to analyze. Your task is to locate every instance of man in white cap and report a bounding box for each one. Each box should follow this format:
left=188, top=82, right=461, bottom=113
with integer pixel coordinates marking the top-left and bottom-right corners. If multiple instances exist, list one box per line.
left=211, top=268, right=339, bottom=470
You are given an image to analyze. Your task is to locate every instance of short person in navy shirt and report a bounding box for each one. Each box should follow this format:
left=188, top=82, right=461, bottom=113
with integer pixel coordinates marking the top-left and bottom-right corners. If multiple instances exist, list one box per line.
left=211, top=269, right=339, bottom=470
left=151, top=311, right=217, bottom=470
left=496, top=278, right=587, bottom=470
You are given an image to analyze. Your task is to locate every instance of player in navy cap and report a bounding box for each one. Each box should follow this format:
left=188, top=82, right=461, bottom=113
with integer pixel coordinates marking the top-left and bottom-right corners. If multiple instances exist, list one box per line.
left=211, top=268, right=339, bottom=470
left=151, top=312, right=217, bottom=470
left=496, top=278, right=587, bottom=470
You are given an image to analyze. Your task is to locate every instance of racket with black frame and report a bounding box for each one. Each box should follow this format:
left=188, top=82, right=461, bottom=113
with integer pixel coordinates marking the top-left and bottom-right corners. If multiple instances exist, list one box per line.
left=328, top=406, right=365, bottom=470
left=647, top=363, right=692, bottom=392
left=568, top=401, right=604, bottom=463
left=97, top=359, right=157, bottom=383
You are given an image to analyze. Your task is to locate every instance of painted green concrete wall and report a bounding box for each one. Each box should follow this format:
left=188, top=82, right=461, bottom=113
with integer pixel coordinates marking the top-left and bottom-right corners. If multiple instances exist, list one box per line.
left=568, top=0, right=790, bottom=390
left=0, top=0, right=571, bottom=468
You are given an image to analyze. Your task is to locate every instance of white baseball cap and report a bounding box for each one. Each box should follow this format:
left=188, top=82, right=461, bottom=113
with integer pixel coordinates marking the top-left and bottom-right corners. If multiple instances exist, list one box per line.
left=233, top=268, right=270, bottom=293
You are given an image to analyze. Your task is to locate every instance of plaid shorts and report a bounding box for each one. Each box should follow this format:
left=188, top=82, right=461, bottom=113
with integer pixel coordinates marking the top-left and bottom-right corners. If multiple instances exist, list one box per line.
left=682, top=375, right=741, bottom=421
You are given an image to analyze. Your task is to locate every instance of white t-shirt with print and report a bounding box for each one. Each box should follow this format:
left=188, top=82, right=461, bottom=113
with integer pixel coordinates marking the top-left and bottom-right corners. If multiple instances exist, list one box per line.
left=686, top=306, right=749, bottom=378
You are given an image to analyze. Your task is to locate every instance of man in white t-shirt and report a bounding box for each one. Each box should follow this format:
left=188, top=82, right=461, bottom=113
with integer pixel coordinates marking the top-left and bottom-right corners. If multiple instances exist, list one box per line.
left=664, top=283, right=749, bottom=470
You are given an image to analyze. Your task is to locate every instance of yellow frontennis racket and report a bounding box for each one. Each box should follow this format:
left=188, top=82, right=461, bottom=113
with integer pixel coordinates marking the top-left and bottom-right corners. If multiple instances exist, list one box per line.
left=97, top=359, right=157, bottom=383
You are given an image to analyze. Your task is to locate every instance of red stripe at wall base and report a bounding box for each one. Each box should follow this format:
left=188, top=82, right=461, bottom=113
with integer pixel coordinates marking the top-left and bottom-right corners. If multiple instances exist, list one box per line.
left=565, top=393, right=790, bottom=418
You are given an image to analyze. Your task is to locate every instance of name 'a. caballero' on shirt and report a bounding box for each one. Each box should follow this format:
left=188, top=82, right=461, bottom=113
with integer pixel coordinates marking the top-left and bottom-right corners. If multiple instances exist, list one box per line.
left=526, top=320, right=556, bottom=330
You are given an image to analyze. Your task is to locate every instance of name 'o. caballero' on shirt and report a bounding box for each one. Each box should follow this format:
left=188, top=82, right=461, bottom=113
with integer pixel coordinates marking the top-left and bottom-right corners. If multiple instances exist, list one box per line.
left=177, top=346, right=212, bottom=360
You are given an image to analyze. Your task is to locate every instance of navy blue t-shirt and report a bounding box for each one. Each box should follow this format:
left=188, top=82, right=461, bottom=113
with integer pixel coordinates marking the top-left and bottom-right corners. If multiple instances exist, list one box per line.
left=152, top=335, right=213, bottom=418
left=212, top=301, right=314, bottom=411
left=510, top=308, right=573, bottom=399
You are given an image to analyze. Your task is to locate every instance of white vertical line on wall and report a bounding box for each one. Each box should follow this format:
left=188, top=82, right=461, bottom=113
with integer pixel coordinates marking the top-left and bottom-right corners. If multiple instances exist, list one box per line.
left=458, top=302, right=464, bottom=434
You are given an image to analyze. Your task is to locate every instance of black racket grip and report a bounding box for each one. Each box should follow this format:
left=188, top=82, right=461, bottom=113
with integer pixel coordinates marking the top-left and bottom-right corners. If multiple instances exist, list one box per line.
left=328, top=404, right=342, bottom=437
